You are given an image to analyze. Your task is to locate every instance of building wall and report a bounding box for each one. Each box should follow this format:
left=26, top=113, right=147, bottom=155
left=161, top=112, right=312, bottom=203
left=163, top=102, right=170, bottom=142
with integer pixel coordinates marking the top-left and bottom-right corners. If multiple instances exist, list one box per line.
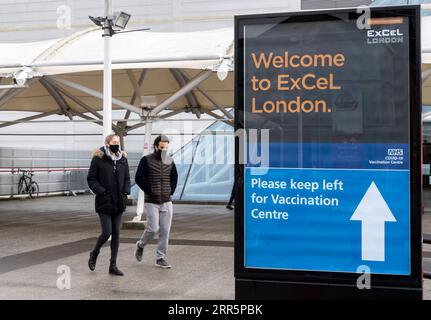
left=0, top=0, right=300, bottom=152
left=0, top=110, right=216, bottom=154
left=302, top=0, right=372, bottom=9
left=0, top=0, right=425, bottom=153
left=0, top=145, right=141, bottom=197
left=302, top=0, right=431, bottom=10
left=0, top=0, right=301, bottom=42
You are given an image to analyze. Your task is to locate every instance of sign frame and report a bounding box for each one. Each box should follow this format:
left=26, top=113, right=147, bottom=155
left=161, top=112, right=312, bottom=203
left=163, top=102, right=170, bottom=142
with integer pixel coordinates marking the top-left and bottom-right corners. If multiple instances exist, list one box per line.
left=234, top=5, right=422, bottom=298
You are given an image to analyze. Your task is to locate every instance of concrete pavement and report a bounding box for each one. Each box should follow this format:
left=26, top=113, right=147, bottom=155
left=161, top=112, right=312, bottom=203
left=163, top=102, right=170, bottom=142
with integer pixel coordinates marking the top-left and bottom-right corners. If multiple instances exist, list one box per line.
left=0, top=194, right=429, bottom=299
left=0, top=195, right=234, bottom=300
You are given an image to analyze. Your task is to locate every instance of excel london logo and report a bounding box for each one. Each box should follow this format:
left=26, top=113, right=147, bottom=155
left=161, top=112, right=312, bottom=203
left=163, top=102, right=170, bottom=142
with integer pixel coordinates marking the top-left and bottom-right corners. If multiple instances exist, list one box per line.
left=366, top=17, right=404, bottom=45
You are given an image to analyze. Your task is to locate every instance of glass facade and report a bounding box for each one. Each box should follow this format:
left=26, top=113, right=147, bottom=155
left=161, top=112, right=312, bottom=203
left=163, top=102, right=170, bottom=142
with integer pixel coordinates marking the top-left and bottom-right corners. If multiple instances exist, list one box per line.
left=172, top=120, right=234, bottom=202
left=129, top=119, right=234, bottom=203
left=129, top=0, right=431, bottom=204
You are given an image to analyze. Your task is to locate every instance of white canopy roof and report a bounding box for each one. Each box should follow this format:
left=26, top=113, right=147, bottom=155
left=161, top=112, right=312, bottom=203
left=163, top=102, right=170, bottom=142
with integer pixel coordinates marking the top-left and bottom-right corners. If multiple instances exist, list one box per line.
left=424, top=15, right=431, bottom=64
left=0, top=27, right=233, bottom=76
left=0, top=28, right=234, bottom=125
left=0, top=19, right=430, bottom=126
left=0, top=38, right=59, bottom=72
left=422, top=15, right=431, bottom=107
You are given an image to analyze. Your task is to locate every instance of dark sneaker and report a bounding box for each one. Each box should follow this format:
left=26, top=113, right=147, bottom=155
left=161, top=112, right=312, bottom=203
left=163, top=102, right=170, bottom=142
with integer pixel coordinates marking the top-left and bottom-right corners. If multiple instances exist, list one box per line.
left=88, top=252, right=98, bottom=271
left=135, top=241, right=144, bottom=262
left=155, top=258, right=171, bottom=269
left=226, top=205, right=234, bottom=210
left=109, top=264, right=124, bottom=276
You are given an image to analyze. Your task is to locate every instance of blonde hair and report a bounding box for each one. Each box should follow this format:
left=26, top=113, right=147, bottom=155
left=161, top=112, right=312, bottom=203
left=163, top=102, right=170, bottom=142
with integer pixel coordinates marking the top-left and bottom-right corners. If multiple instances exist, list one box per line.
left=104, top=133, right=119, bottom=145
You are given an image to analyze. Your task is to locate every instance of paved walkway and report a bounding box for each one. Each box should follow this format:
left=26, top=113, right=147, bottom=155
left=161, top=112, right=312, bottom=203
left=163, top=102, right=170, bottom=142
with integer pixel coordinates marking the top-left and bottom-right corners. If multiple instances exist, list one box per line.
left=0, top=195, right=234, bottom=300
left=0, top=195, right=429, bottom=299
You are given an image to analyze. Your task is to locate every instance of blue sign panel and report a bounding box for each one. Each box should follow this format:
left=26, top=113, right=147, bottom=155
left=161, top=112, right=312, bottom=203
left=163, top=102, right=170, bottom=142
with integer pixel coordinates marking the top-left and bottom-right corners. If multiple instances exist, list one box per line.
left=244, top=167, right=410, bottom=275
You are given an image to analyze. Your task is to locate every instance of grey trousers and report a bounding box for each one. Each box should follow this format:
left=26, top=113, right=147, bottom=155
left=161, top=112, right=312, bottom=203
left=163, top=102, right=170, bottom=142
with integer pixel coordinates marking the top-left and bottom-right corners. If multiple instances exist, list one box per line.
left=137, top=201, right=173, bottom=260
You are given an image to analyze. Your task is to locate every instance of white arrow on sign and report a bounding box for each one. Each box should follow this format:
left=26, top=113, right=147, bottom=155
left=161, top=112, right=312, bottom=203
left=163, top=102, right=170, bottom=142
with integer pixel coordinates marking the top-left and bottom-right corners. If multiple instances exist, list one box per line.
left=350, top=181, right=396, bottom=262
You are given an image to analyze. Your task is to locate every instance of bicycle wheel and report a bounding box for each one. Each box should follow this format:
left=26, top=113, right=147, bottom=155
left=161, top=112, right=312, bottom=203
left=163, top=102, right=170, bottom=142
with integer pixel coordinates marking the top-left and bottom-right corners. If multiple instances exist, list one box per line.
left=17, top=177, right=25, bottom=194
left=29, top=182, right=39, bottom=199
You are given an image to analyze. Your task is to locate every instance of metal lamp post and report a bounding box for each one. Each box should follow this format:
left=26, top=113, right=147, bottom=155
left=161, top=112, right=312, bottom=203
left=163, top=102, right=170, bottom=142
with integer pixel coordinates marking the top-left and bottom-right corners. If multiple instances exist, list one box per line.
left=89, top=1, right=134, bottom=141
left=103, top=0, right=113, bottom=139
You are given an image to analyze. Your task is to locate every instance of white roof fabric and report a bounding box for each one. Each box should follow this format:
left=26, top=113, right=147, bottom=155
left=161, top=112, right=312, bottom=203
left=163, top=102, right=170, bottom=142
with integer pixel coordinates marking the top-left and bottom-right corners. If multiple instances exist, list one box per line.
left=423, top=16, right=431, bottom=64
left=0, top=21, right=430, bottom=114
left=422, top=16, right=431, bottom=106
left=0, top=28, right=234, bottom=114
left=0, top=38, right=60, bottom=76
left=0, top=27, right=233, bottom=76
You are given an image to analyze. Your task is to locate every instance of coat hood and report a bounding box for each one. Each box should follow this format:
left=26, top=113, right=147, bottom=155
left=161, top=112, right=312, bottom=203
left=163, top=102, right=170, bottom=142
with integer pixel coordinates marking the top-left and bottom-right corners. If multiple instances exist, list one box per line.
left=92, top=147, right=127, bottom=159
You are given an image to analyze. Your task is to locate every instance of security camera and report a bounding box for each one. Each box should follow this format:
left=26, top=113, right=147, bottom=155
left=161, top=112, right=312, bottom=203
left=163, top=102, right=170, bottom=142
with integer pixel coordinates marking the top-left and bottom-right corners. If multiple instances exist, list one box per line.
left=89, top=16, right=105, bottom=27
left=217, top=59, right=232, bottom=81
left=13, top=67, right=33, bottom=87
left=13, top=77, right=26, bottom=87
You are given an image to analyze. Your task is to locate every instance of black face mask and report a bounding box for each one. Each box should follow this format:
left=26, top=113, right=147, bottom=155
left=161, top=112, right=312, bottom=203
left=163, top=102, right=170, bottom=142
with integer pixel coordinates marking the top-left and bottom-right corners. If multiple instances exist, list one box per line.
left=109, top=144, right=120, bottom=154
left=155, top=149, right=168, bottom=156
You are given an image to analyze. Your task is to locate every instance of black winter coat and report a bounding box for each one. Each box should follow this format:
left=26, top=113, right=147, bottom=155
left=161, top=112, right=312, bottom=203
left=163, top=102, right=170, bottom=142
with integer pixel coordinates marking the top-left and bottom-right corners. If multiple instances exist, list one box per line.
left=87, top=147, right=131, bottom=215
left=135, top=151, right=178, bottom=204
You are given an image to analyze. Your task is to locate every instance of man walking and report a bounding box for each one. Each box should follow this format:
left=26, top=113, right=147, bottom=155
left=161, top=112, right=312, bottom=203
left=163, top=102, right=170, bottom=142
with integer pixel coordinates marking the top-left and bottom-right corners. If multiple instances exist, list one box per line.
left=134, top=135, right=178, bottom=268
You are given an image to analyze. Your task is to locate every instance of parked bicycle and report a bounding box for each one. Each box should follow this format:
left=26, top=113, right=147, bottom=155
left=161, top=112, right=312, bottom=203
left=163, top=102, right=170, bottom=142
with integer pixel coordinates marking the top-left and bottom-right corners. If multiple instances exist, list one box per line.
left=17, top=169, right=39, bottom=199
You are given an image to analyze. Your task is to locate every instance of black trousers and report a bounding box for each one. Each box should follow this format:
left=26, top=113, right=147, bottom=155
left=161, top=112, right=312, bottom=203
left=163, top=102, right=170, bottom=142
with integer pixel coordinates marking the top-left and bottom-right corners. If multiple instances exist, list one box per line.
left=92, top=212, right=123, bottom=264
left=228, top=185, right=235, bottom=206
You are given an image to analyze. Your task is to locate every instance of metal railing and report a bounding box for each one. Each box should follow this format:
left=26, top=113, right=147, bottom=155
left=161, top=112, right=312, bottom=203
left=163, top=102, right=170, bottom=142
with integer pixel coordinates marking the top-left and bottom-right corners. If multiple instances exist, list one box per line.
left=0, top=166, right=138, bottom=198
left=0, top=167, right=90, bottom=198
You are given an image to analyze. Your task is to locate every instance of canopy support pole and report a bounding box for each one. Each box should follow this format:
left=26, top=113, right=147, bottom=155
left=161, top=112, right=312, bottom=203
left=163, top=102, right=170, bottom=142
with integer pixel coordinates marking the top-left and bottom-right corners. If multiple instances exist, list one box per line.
left=177, top=69, right=233, bottom=120
left=133, top=117, right=153, bottom=223
left=170, top=68, right=201, bottom=118
left=118, top=69, right=149, bottom=149
left=103, top=0, right=113, bottom=139
left=0, top=110, right=58, bottom=129
left=0, top=79, right=36, bottom=108
left=50, top=76, right=142, bottom=114
left=48, top=81, right=122, bottom=132
left=68, top=110, right=105, bottom=127
left=124, top=109, right=185, bottom=133
left=39, top=78, right=73, bottom=120
left=423, top=68, right=431, bottom=84
left=50, top=83, right=102, bottom=120
left=149, top=70, right=213, bottom=116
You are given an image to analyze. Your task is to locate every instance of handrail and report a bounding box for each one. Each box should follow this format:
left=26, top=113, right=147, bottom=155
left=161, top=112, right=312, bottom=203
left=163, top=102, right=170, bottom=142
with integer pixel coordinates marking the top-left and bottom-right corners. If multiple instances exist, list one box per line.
left=0, top=166, right=138, bottom=174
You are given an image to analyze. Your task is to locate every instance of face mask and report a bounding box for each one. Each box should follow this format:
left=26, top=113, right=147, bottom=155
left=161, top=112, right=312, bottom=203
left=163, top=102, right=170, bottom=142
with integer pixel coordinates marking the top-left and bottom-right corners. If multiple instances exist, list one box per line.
left=109, top=144, right=120, bottom=154
left=155, top=148, right=168, bottom=156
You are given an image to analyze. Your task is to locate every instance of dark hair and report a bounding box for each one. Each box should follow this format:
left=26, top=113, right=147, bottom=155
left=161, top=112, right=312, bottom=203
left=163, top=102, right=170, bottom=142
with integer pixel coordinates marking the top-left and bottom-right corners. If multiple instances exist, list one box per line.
left=153, top=135, right=170, bottom=147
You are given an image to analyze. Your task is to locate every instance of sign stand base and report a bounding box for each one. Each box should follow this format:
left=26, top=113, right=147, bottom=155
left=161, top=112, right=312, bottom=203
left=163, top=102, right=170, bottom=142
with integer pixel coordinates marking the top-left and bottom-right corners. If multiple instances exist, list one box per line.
left=235, top=279, right=422, bottom=300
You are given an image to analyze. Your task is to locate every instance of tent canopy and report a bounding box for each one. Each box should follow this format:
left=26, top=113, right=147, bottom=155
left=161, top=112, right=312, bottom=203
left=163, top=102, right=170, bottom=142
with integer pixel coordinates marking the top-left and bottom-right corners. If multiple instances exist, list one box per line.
left=422, top=15, right=431, bottom=108
left=0, top=27, right=233, bottom=75
left=0, top=28, right=234, bottom=127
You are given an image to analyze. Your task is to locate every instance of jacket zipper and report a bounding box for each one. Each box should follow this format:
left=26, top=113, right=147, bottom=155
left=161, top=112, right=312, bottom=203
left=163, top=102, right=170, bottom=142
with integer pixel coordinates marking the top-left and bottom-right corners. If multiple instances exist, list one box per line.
left=113, top=159, right=121, bottom=209
left=160, top=159, right=163, bottom=204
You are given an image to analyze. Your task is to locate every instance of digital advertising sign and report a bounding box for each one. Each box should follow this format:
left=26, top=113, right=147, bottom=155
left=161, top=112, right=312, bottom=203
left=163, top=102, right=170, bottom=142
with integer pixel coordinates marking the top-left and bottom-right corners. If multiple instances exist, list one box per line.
left=235, top=6, right=422, bottom=299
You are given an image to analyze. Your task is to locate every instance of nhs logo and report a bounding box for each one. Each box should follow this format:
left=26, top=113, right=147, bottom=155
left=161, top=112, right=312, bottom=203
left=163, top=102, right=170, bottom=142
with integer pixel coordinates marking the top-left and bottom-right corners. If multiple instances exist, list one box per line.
left=388, top=149, right=403, bottom=156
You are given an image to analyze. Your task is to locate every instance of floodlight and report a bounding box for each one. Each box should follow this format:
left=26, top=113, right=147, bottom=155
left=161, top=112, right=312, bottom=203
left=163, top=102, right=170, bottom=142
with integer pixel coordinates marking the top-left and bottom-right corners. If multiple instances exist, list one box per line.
left=114, top=12, right=131, bottom=30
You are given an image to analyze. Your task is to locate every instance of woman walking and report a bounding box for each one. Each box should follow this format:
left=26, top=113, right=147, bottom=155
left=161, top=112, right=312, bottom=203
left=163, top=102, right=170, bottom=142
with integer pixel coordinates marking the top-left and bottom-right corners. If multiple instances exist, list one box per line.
left=87, top=133, right=131, bottom=276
